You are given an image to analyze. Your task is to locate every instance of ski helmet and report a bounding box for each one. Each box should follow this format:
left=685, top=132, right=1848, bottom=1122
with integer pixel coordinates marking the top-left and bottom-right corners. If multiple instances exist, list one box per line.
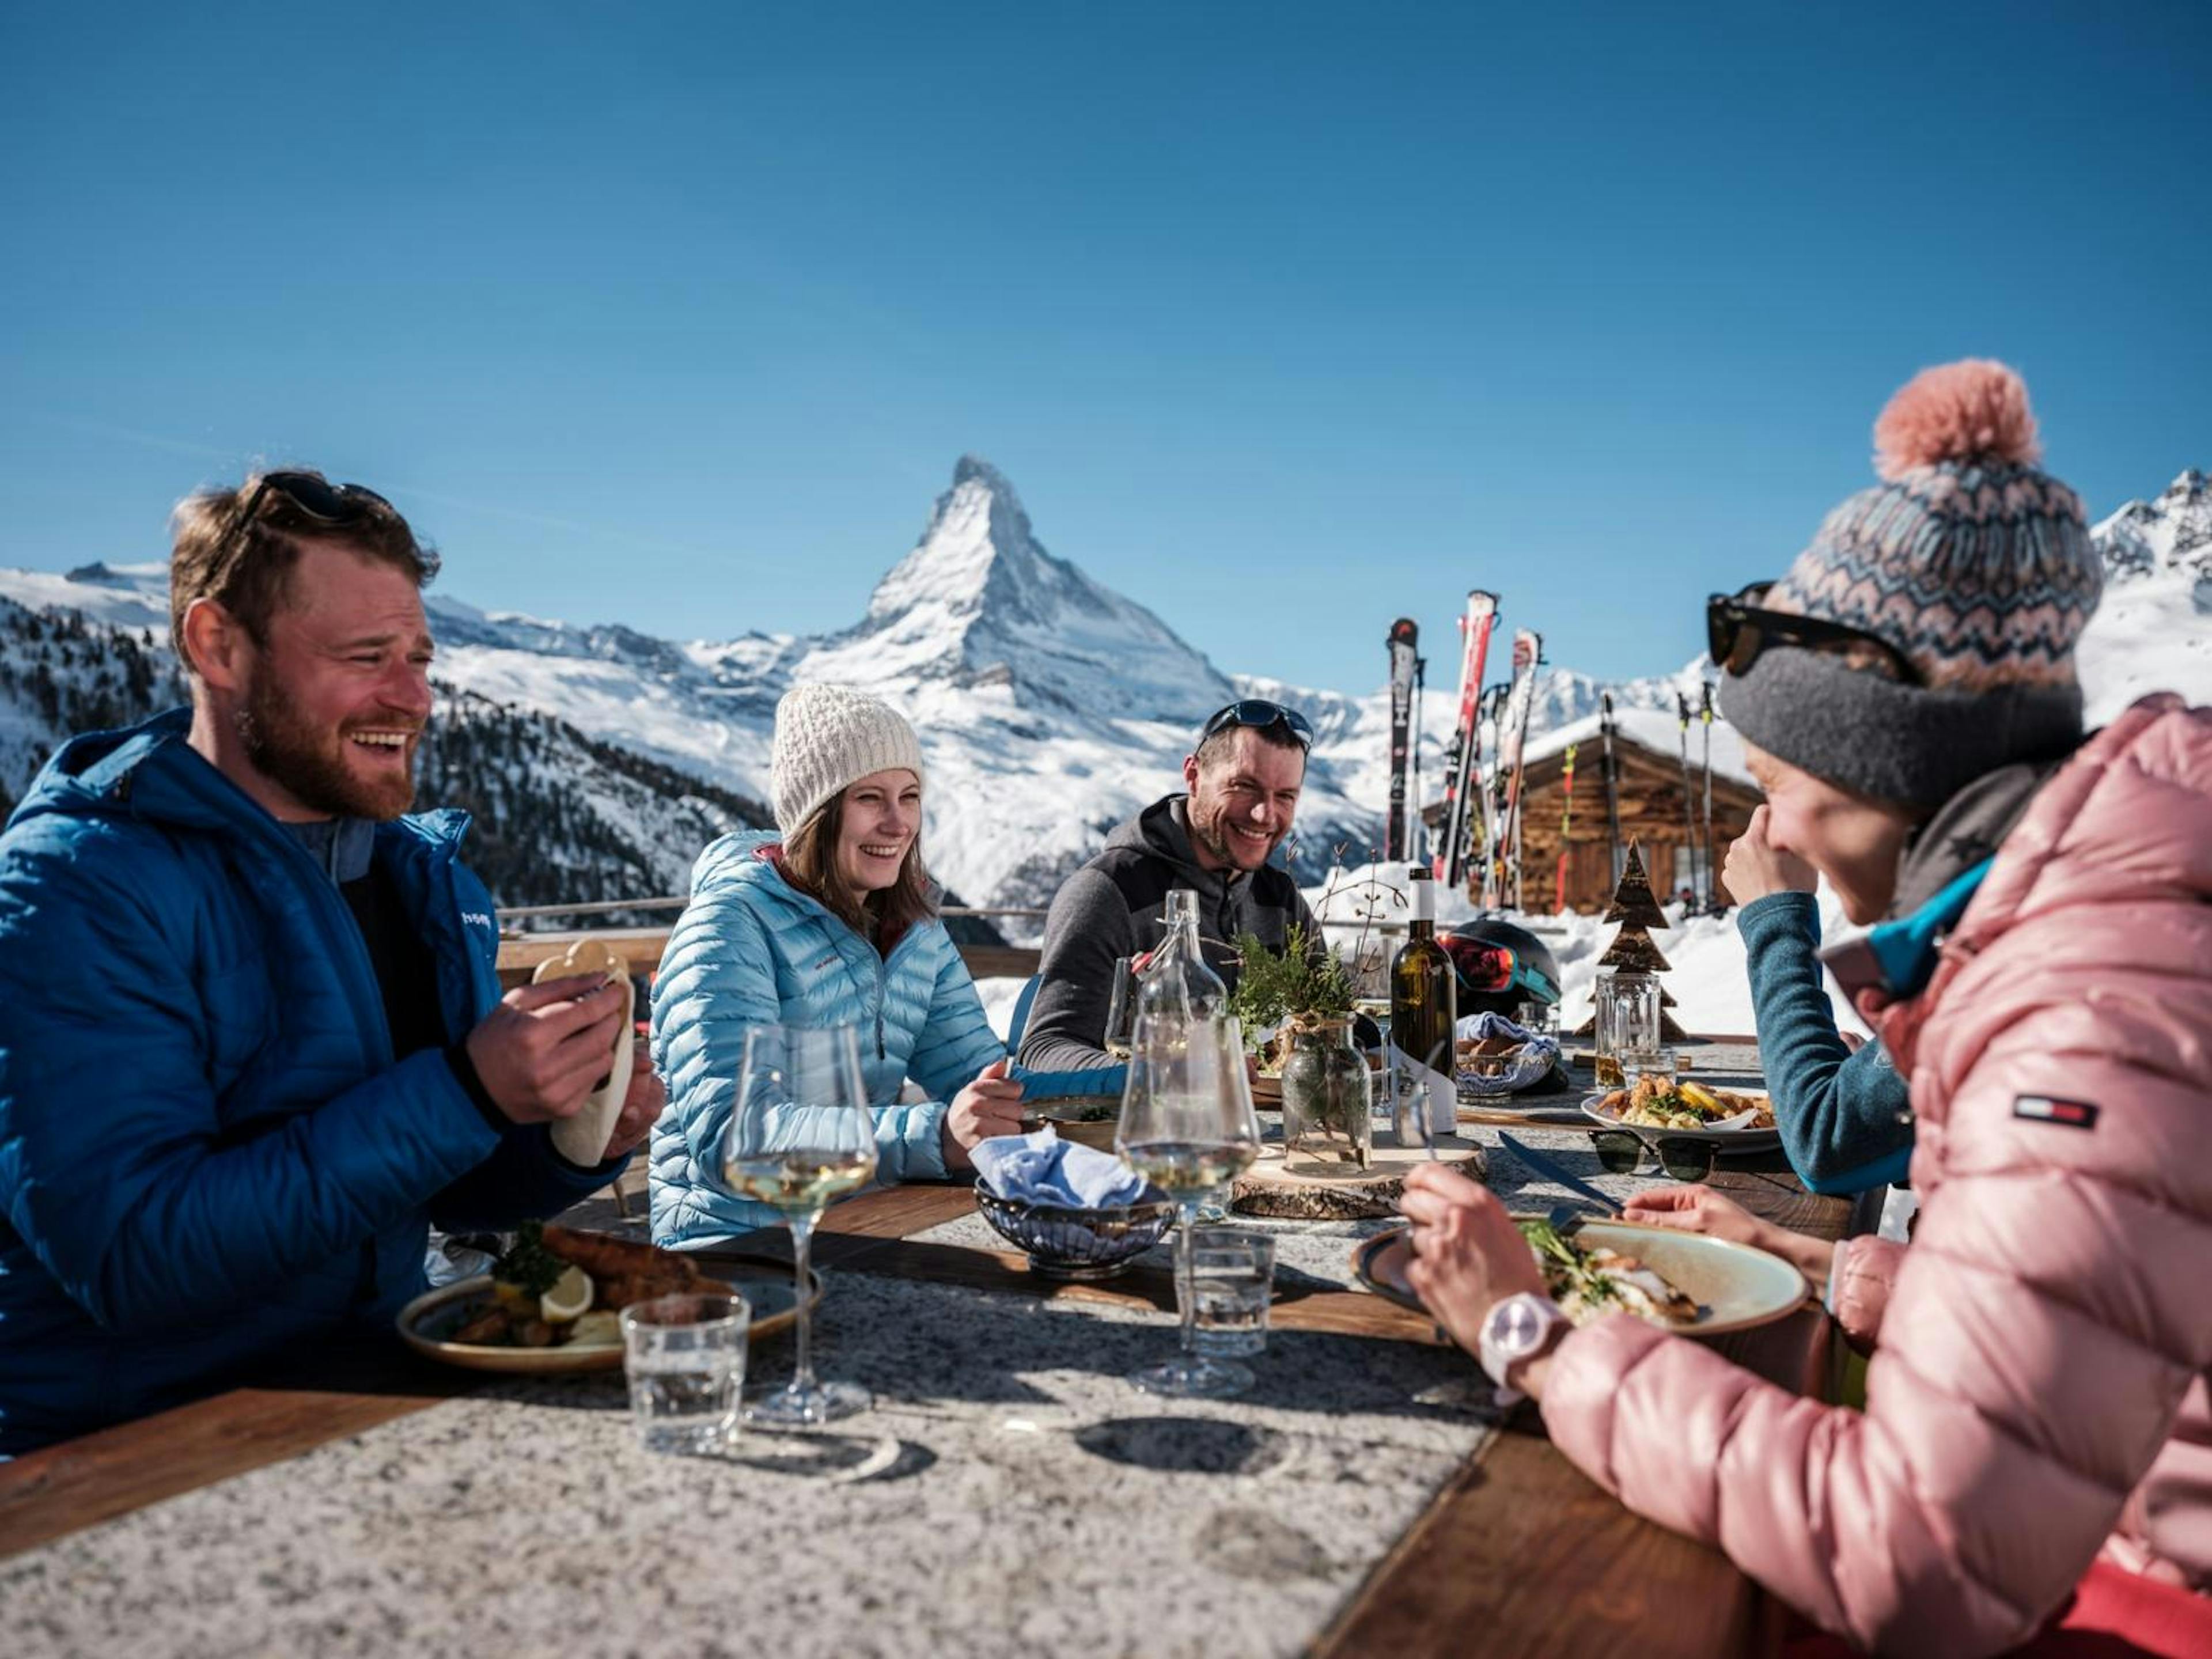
left=1440, top=920, right=1563, bottom=1018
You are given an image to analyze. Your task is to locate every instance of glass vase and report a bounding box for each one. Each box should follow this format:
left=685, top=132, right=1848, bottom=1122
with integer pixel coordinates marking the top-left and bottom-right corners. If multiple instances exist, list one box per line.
left=1279, top=1018, right=1373, bottom=1172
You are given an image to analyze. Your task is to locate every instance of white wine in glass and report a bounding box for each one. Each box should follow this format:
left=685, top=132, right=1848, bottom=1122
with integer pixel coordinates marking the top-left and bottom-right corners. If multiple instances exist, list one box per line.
left=722, top=1022, right=877, bottom=1427
left=1116, top=1011, right=1264, bottom=1398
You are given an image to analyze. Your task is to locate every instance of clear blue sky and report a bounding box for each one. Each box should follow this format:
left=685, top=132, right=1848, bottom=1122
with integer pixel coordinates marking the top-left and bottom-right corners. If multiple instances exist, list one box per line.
left=3, top=1, right=2205, bottom=695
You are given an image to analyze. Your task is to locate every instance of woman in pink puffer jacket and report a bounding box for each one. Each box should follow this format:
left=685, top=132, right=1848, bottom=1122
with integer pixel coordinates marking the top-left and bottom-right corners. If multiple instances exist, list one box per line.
left=1402, top=362, right=2212, bottom=1656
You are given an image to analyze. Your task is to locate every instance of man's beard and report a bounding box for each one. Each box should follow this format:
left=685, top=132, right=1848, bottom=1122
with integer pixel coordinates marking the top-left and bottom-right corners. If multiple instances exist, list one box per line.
left=234, top=671, right=418, bottom=821
left=1189, top=794, right=1277, bottom=869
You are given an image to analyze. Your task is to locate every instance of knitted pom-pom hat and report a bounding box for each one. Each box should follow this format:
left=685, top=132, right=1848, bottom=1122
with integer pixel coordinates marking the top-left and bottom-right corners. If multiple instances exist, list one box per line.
left=770, top=684, right=925, bottom=836
left=1721, top=360, right=2103, bottom=811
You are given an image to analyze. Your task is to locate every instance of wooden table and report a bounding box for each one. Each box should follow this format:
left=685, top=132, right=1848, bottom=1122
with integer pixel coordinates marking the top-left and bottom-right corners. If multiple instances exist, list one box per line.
left=0, top=1157, right=1848, bottom=1658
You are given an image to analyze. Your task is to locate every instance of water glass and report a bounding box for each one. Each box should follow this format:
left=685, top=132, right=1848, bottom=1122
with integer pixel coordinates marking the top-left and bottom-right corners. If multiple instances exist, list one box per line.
left=1186, top=1231, right=1275, bottom=1359
left=1622, top=1046, right=1677, bottom=1091
left=622, top=1291, right=749, bottom=1456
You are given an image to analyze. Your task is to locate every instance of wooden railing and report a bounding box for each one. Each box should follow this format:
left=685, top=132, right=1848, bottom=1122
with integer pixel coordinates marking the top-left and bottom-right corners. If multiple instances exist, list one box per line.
left=495, top=907, right=1046, bottom=988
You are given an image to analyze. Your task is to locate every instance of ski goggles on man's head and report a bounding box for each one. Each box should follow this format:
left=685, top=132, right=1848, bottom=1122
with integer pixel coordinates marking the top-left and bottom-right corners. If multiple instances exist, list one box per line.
left=1706, top=581, right=1923, bottom=688
left=1198, top=699, right=1315, bottom=750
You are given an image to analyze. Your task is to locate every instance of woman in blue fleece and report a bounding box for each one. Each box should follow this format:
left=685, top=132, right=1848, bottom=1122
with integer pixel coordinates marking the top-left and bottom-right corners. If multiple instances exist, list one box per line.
left=650, top=686, right=1022, bottom=1247
left=1725, top=805, right=1912, bottom=1194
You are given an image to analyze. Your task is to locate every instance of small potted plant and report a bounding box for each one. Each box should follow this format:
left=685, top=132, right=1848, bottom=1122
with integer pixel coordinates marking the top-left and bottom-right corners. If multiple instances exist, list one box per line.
left=1229, top=926, right=1372, bottom=1171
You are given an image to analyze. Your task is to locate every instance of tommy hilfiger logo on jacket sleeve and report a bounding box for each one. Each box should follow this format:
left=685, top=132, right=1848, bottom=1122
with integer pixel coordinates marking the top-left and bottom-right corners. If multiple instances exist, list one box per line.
left=2012, top=1096, right=2100, bottom=1131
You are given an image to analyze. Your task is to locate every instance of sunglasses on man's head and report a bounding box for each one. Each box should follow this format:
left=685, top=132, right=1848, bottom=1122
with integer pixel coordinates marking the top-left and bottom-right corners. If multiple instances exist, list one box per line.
left=1706, top=581, right=1923, bottom=688
left=226, top=471, right=393, bottom=554
left=1199, top=698, right=1315, bottom=750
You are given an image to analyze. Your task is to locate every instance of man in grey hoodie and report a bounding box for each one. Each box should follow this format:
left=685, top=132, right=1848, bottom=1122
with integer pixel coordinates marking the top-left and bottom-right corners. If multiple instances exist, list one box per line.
left=1017, top=700, right=1320, bottom=1078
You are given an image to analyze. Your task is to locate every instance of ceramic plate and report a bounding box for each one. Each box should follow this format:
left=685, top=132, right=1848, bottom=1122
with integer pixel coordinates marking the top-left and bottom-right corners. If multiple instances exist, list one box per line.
left=397, top=1252, right=818, bottom=1374
left=1353, top=1218, right=1808, bottom=1338
left=1580, top=1089, right=1783, bottom=1154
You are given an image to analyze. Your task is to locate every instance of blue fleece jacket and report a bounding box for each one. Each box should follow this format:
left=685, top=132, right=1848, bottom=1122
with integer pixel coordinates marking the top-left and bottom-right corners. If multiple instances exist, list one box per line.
left=1736, top=891, right=1913, bottom=1195
left=0, top=710, right=616, bottom=1456
left=649, top=831, right=1006, bottom=1247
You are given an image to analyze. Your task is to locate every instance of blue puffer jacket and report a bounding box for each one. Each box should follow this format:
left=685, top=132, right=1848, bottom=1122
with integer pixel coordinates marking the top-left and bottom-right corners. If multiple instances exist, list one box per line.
left=650, top=831, right=1005, bottom=1247
left=0, top=710, right=617, bottom=1456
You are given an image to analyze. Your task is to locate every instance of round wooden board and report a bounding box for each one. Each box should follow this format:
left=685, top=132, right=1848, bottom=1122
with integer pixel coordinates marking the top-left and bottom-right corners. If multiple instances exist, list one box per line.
left=1230, top=1137, right=1486, bottom=1221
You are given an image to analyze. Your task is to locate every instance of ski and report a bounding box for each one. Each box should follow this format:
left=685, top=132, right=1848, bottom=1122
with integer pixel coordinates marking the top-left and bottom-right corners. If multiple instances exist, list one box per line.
left=1385, top=619, right=1420, bottom=862
left=1552, top=741, right=1580, bottom=913
left=1600, top=692, right=1623, bottom=883
left=1434, top=591, right=1498, bottom=891
left=1474, top=680, right=1508, bottom=904
left=1675, top=691, right=1700, bottom=908
left=1699, top=680, right=1717, bottom=912
left=1491, top=628, right=1543, bottom=910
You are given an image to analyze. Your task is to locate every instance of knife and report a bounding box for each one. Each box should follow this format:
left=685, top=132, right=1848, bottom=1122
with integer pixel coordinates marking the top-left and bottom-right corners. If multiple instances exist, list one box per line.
left=1498, top=1132, right=1624, bottom=1216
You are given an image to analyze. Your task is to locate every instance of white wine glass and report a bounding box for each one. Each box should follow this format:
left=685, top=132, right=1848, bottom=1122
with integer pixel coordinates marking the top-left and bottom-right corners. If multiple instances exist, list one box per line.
left=721, top=1022, right=877, bottom=1427
left=1115, top=1011, right=1264, bottom=1397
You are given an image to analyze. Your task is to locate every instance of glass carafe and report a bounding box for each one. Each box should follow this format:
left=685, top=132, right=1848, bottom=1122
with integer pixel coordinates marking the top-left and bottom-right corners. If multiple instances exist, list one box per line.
left=1134, top=889, right=1229, bottom=1029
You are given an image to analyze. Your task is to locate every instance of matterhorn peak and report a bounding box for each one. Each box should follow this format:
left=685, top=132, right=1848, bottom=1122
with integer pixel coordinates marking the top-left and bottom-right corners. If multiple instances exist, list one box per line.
left=801, top=456, right=1232, bottom=718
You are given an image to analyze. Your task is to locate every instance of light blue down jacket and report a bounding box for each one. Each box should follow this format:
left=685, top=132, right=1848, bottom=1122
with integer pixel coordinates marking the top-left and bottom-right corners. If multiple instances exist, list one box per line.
left=649, top=831, right=1005, bottom=1247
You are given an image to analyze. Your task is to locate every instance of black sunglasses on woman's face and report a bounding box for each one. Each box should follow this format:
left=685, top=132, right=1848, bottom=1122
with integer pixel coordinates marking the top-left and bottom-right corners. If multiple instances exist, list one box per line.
left=1706, top=581, right=1923, bottom=688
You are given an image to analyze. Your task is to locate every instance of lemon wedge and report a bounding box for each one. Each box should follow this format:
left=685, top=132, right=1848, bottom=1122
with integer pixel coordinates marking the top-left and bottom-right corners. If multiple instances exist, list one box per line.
left=539, top=1264, right=593, bottom=1324
left=1677, top=1081, right=1724, bottom=1115
left=567, top=1310, right=622, bottom=1347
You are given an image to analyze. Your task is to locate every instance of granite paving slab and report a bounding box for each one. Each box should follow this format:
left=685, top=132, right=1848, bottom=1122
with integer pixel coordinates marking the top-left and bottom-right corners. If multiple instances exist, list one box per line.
left=0, top=1270, right=1497, bottom=1659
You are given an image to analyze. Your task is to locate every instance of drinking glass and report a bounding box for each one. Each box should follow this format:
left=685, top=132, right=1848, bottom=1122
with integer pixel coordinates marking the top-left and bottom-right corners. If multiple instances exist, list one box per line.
left=1187, top=1230, right=1275, bottom=1359
left=1115, top=1012, right=1264, bottom=1397
left=1593, top=969, right=1660, bottom=1087
left=1621, top=1046, right=1677, bottom=1092
left=721, top=1023, right=877, bottom=1427
left=1102, top=956, right=1137, bottom=1059
left=621, top=1291, right=749, bottom=1455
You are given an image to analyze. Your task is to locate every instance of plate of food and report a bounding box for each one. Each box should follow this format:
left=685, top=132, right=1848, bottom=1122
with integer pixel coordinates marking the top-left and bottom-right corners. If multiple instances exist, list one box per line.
left=1352, top=1215, right=1808, bottom=1337
left=397, top=1222, right=818, bottom=1373
left=1582, top=1077, right=1782, bottom=1151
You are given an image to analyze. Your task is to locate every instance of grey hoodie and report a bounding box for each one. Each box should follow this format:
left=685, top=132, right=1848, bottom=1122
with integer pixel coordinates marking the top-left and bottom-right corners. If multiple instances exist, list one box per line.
left=1016, top=794, right=1317, bottom=1076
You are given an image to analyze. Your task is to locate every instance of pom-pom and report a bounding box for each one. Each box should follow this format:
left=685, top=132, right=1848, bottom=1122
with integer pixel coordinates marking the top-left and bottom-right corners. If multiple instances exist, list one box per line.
left=1873, top=359, right=2041, bottom=480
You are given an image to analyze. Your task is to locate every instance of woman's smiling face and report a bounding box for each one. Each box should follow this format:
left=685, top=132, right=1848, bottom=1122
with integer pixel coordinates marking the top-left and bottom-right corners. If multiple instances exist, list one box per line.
left=836, top=768, right=922, bottom=894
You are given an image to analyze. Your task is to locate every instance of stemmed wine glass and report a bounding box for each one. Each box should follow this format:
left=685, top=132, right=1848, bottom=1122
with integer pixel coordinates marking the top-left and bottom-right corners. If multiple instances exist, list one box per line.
left=1115, top=1011, right=1265, bottom=1397
left=721, top=1022, right=877, bottom=1427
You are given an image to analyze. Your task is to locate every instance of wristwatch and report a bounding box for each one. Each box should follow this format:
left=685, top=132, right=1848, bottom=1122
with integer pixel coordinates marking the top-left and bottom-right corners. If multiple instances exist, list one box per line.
left=1478, top=1291, right=1571, bottom=1404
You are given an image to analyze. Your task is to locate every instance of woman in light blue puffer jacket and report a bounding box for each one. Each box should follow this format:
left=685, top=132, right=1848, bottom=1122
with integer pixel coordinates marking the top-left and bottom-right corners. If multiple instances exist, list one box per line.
left=650, top=687, right=1020, bottom=1247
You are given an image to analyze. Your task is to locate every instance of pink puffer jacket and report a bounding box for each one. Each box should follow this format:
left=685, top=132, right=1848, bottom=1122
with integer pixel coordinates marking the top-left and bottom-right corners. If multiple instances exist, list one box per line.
left=1541, top=695, right=2212, bottom=1657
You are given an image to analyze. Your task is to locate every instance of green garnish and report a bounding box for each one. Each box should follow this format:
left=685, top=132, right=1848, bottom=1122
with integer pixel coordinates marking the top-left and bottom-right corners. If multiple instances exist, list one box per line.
left=493, top=1219, right=564, bottom=1298
left=1517, top=1219, right=1622, bottom=1310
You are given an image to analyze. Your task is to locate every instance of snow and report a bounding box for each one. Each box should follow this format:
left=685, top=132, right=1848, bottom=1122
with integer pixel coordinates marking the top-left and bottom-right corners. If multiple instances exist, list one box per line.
left=1, top=456, right=2202, bottom=941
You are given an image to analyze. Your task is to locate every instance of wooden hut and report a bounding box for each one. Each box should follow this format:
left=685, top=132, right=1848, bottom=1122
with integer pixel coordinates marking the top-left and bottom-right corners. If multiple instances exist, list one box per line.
left=1424, top=707, right=1765, bottom=914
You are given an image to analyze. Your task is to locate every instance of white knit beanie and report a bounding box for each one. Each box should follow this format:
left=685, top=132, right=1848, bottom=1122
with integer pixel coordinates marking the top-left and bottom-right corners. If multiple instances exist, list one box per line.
left=770, top=684, right=926, bottom=836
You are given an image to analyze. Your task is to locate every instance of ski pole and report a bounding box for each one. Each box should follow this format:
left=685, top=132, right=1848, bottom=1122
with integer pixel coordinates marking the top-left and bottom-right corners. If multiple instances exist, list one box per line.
left=1554, top=741, right=1578, bottom=913
left=1699, top=680, right=1717, bottom=912
left=1675, top=691, right=1698, bottom=910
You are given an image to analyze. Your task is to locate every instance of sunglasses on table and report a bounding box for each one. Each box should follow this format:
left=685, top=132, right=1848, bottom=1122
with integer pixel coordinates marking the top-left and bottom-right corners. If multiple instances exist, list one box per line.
left=1198, top=698, right=1315, bottom=750
left=1590, top=1130, right=1718, bottom=1183
left=1706, top=582, right=1923, bottom=688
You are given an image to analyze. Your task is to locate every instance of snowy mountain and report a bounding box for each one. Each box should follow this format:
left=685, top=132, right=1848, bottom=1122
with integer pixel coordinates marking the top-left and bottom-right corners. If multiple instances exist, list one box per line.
left=1, top=460, right=2203, bottom=937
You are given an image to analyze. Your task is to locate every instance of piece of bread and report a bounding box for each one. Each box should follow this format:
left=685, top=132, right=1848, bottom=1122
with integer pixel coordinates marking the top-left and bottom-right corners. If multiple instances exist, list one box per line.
left=531, top=938, right=635, bottom=1166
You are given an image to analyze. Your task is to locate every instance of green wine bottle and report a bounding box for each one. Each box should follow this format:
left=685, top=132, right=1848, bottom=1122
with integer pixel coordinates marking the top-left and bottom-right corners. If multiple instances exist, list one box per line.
left=1391, top=867, right=1459, bottom=1139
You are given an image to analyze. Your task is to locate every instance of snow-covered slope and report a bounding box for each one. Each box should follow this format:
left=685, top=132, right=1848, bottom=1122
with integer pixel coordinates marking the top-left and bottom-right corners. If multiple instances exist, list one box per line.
left=2, top=461, right=2203, bottom=937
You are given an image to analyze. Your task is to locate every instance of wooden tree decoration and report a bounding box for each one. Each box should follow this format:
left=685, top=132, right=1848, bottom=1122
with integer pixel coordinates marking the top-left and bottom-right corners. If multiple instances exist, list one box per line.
left=1575, top=840, right=1690, bottom=1040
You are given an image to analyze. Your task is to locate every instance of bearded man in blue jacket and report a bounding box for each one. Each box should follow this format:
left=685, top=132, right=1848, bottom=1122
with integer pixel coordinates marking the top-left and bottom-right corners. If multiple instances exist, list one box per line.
left=0, top=472, right=661, bottom=1456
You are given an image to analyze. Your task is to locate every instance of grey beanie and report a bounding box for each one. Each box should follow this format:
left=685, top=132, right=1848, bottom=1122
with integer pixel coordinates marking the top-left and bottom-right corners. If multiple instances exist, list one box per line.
left=1721, top=360, right=2100, bottom=811
left=770, top=685, right=925, bottom=835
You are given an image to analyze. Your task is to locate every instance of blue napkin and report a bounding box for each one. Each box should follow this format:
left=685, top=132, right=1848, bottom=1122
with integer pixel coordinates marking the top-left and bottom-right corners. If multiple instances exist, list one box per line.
left=971, top=1126, right=1150, bottom=1210
left=1452, top=1012, right=1562, bottom=1096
